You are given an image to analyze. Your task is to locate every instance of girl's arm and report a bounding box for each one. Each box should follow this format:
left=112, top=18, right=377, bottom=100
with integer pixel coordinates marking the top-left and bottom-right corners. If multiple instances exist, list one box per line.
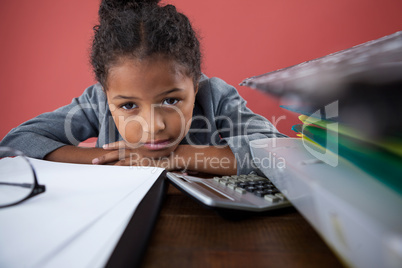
left=0, top=85, right=105, bottom=159
left=44, top=145, right=108, bottom=164
left=173, top=145, right=237, bottom=176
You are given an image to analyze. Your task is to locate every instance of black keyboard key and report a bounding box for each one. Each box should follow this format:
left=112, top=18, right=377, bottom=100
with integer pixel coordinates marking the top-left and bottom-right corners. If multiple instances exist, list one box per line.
left=245, top=186, right=256, bottom=192
left=237, top=182, right=248, bottom=188
left=264, top=189, right=275, bottom=195
left=256, top=185, right=267, bottom=190
left=254, top=190, right=266, bottom=197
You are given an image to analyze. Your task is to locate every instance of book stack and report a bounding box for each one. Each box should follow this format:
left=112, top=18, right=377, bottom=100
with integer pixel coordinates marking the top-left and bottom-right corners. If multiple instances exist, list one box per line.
left=241, top=31, right=402, bottom=196
left=241, top=31, right=402, bottom=268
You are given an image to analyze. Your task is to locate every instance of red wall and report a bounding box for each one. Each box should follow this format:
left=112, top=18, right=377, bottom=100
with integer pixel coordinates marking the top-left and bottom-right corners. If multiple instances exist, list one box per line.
left=1, top=0, right=401, bottom=140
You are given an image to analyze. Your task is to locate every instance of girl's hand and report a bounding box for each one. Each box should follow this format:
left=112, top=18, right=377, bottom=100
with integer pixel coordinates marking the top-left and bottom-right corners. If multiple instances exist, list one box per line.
left=92, top=141, right=179, bottom=170
left=91, top=142, right=237, bottom=175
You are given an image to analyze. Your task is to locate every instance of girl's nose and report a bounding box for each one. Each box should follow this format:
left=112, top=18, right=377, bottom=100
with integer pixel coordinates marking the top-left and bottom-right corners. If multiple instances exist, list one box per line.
left=141, top=108, right=165, bottom=134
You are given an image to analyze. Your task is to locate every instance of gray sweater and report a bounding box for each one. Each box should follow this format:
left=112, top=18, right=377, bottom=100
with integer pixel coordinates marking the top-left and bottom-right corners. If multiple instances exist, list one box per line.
left=0, top=75, right=286, bottom=174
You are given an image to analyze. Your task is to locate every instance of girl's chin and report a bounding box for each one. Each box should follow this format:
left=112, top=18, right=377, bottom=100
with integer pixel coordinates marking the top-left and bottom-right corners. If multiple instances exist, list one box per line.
left=141, top=146, right=178, bottom=158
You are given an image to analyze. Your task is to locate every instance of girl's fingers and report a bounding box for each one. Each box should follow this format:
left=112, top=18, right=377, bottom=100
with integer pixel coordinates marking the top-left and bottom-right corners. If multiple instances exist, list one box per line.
left=114, top=159, right=132, bottom=166
left=114, top=158, right=141, bottom=166
left=94, top=149, right=175, bottom=168
left=113, top=160, right=125, bottom=166
left=92, top=150, right=120, bottom=165
left=102, top=141, right=125, bottom=150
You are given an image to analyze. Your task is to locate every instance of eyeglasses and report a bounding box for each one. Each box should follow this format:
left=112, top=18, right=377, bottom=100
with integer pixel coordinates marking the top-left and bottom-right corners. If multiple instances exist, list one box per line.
left=0, top=147, right=46, bottom=208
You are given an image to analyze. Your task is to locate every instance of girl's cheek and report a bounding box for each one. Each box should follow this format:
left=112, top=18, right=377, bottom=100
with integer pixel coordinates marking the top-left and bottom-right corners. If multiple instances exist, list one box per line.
left=113, top=116, right=145, bottom=144
left=166, top=109, right=185, bottom=129
left=124, top=123, right=145, bottom=144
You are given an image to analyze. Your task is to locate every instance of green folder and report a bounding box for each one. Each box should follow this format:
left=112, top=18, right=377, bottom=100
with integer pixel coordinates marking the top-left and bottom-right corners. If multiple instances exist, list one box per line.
left=292, top=124, right=402, bottom=195
left=298, top=115, right=402, bottom=157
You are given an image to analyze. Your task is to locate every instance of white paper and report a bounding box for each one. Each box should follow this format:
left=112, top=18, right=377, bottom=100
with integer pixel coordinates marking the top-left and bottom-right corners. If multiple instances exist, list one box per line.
left=0, top=158, right=164, bottom=268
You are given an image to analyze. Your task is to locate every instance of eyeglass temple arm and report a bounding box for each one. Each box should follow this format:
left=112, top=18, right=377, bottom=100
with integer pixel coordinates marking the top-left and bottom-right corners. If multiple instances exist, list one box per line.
left=0, top=182, right=46, bottom=195
left=0, top=182, right=34, bottom=188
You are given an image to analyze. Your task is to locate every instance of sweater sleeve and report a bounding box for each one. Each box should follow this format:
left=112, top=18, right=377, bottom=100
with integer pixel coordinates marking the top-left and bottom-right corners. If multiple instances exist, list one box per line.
left=210, top=77, right=287, bottom=175
left=0, top=84, right=105, bottom=159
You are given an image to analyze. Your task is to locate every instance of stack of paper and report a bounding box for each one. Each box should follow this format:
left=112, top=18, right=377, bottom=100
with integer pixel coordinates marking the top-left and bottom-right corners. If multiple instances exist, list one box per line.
left=0, top=158, right=163, bottom=268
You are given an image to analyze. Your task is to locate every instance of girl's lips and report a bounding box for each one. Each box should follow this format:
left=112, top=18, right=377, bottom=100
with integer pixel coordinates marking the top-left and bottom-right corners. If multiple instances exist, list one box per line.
left=143, top=139, right=171, bottom=150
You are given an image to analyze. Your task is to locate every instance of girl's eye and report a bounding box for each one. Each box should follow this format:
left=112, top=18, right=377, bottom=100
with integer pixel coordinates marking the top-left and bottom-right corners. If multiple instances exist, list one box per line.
left=162, top=98, right=179, bottom=106
left=121, top=102, right=138, bottom=110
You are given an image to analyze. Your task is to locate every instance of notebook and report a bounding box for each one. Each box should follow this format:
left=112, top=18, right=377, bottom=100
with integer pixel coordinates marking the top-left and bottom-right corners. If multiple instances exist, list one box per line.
left=0, top=158, right=167, bottom=268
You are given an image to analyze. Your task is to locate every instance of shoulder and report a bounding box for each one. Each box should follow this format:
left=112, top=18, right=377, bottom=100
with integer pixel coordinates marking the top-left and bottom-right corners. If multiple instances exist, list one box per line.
left=80, top=83, right=107, bottom=103
left=198, top=74, right=238, bottom=96
left=58, top=83, right=109, bottom=122
left=71, top=83, right=108, bottom=114
left=197, top=74, right=243, bottom=106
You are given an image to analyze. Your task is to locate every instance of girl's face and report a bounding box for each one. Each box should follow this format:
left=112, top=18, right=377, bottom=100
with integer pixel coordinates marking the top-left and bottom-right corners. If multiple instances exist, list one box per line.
left=106, top=57, right=198, bottom=158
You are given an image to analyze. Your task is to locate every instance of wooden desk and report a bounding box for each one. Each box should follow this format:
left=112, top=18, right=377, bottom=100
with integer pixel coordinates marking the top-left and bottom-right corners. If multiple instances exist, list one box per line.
left=142, top=183, right=344, bottom=267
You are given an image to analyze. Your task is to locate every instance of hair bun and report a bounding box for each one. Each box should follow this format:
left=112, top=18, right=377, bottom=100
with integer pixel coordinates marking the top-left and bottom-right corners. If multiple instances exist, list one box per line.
left=132, top=0, right=161, bottom=7
left=102, top=0, right=160, bottom=11
left=99, top=0, right=161, bottom=22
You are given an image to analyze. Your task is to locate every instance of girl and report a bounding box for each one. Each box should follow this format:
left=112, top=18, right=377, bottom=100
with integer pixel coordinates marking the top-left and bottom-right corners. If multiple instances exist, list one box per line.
left=0, top=0, right=285, bottom=175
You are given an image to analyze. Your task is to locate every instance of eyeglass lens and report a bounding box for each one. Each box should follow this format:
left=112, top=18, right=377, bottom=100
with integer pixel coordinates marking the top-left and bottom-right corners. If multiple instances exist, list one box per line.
left=0, top=150, right=36, bottom=207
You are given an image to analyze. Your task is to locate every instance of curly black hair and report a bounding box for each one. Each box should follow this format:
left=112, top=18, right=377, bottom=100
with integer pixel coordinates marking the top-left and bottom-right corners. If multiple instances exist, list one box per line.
left=91, top=0, right=202, bottom=89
